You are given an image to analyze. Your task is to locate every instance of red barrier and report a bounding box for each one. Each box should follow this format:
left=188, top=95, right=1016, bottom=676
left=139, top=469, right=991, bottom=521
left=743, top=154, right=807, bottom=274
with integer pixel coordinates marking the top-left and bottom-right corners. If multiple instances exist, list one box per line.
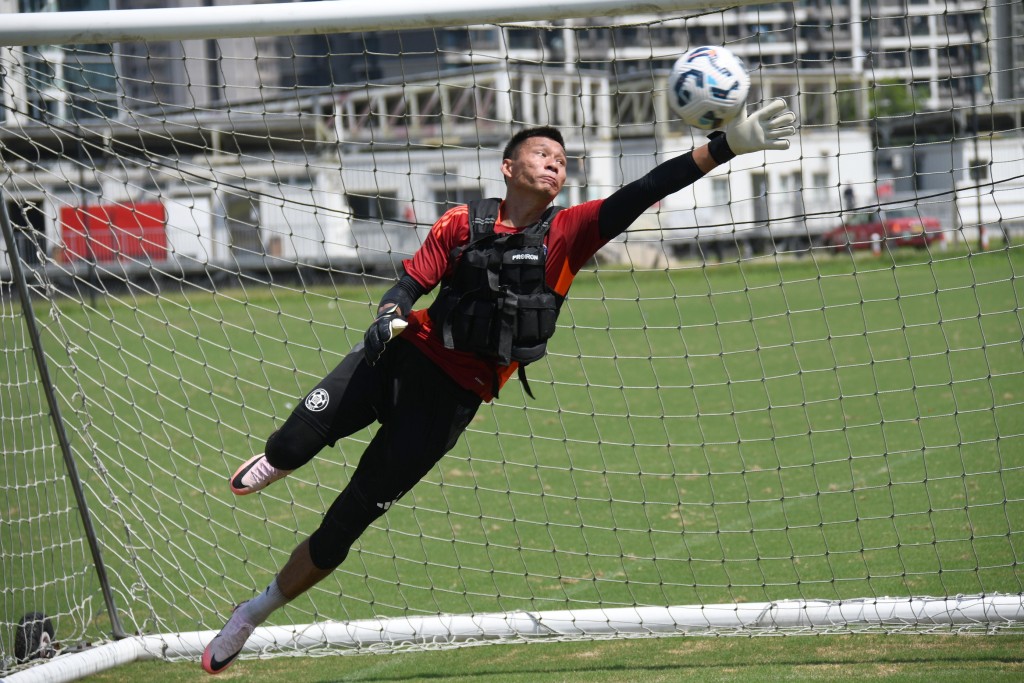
left=59, top=202, right=167, bottom=263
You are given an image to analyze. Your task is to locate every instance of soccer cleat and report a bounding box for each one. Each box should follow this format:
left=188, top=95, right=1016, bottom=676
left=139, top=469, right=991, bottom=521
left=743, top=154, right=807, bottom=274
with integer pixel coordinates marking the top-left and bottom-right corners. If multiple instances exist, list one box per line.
left=229, top=453, right=293, bottom=496
left=201, top=604, right=255, bottom=675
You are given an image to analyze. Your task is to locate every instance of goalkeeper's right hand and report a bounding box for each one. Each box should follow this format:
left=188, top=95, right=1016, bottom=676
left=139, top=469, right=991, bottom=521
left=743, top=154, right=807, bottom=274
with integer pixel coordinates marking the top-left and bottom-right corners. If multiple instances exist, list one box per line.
left=724, top=98, right=797, bottom=155
left=363, top=303, right=408, bottom=366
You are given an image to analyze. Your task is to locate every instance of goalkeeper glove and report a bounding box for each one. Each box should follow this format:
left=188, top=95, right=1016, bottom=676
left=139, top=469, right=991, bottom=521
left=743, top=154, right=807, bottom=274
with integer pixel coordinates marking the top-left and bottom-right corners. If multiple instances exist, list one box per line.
left=363, top=303, right=408, bottom=366
left=722, top=98, right=798, bottom=156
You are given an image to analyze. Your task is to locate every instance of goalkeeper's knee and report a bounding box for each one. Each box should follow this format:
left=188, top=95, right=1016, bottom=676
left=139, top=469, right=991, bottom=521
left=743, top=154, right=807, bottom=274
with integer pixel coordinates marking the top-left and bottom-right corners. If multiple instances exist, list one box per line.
left=307, top=479, right=401, bottom=570
left=264, top=418, right=325, bottom=470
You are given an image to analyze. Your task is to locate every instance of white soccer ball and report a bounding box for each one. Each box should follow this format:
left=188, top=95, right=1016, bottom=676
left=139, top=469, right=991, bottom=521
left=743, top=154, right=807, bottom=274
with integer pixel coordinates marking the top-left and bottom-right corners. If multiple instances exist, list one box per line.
left=667, top=45, right=750, bottom=130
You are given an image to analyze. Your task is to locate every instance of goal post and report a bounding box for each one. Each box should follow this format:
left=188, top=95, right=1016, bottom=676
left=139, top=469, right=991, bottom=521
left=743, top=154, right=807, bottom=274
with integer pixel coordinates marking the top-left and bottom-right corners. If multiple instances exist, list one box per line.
left=0, top=0, right=772, bottom=46
left=2, top=0, right=1023, bottom=679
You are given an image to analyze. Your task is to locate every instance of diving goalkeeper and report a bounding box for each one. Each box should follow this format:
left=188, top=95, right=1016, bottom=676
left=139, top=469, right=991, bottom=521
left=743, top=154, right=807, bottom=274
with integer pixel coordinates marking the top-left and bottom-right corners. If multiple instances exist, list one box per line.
left=202, top=99, right=797, bottom=675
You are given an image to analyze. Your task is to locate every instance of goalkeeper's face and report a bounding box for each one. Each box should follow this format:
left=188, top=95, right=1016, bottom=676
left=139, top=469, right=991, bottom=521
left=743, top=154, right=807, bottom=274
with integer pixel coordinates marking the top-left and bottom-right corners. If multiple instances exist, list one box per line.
left=502, top=137, right=567, bottom=202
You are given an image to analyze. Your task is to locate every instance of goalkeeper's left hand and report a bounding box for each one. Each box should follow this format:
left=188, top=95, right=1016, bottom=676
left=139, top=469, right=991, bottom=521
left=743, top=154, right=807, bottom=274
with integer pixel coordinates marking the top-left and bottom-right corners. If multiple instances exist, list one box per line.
left=363, top=303, right=408, bottom=366
left=724, top=98, right=797, bottom=155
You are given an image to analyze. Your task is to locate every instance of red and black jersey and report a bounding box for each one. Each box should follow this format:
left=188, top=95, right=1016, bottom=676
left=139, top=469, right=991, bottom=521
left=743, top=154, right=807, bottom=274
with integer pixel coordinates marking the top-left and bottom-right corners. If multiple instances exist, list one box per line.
left=402, top=198, right=607, bottom=401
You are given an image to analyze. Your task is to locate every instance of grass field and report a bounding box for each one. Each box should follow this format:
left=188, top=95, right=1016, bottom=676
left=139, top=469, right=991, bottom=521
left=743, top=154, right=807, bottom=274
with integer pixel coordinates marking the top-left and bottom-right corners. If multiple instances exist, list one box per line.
left=3, top=245, right=1023, bottom=677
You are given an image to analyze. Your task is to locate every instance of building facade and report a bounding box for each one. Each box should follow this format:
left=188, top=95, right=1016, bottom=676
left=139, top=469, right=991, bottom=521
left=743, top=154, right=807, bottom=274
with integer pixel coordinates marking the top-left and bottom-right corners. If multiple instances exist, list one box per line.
left=1, top=0, right=1022, bottom=275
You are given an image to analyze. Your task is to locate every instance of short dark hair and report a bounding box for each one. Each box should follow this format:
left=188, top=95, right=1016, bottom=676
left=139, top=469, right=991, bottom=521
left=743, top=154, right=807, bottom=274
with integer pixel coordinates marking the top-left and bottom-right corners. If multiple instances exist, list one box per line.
left=502, top=126, right=565, bottom=161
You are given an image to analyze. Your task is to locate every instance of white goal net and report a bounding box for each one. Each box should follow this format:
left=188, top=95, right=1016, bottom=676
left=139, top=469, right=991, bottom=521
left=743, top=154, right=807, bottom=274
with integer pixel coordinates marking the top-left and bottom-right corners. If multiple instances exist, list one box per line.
left=1, top=0, right=1023, bottom=679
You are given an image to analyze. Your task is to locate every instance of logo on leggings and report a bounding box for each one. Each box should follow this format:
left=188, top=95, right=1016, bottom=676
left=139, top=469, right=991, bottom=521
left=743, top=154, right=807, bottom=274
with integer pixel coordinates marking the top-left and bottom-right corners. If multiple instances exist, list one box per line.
left=377, top=490, right=405, bottom=510
left=304, top=388, right=330, bottom=412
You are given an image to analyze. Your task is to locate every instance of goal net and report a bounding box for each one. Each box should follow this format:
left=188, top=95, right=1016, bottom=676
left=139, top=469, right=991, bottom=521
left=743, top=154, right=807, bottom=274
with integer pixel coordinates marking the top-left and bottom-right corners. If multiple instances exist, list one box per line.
left=2, top=0, right=1023, bottom=678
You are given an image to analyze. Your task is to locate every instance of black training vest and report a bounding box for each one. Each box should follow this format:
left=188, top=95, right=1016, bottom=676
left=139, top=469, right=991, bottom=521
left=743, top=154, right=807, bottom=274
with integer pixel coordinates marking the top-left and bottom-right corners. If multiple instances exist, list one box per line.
left=427, top=198, right=564, bottom=398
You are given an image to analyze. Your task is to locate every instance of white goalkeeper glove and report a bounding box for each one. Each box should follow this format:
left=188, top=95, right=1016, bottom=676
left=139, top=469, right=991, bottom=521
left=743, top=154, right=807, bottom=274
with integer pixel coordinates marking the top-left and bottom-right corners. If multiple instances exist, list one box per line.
left=724, top=98, right=797, bottom=155
left=363, top=303, right=408, bottom=366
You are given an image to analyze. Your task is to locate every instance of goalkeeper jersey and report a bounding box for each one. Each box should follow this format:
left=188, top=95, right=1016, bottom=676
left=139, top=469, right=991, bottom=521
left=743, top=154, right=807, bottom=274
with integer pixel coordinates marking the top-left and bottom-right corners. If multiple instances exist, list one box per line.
left=402, top=198, right=607, bottom=402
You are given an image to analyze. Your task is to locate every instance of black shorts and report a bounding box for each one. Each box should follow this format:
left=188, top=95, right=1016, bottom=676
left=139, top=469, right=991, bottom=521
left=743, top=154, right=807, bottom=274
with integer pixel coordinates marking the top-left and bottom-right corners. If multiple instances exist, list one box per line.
left=289, top=338, right=481, bottom=494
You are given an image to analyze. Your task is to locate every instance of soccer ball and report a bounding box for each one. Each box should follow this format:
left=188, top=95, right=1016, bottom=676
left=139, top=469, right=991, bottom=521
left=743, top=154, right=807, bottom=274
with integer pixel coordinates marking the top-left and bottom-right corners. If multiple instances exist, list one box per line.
left=667, top=45, right=750, bottom=130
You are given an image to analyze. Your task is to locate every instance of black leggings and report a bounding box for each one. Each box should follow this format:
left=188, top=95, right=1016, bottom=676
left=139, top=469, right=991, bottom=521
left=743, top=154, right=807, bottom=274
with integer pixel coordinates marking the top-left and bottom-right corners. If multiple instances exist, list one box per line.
left=265, top=338, right=481, bottom=570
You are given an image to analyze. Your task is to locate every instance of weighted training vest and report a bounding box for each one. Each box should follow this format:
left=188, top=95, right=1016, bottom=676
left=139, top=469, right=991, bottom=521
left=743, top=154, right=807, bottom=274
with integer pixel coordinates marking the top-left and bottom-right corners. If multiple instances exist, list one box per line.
left=427, top=198, right=564, bottom=398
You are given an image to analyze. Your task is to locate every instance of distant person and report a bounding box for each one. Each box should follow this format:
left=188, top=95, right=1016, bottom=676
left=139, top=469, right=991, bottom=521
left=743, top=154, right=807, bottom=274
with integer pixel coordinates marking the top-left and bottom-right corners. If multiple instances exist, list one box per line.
left=843, top=185, right=855, bottom=212
left=202, top=100, right=797, bottom=675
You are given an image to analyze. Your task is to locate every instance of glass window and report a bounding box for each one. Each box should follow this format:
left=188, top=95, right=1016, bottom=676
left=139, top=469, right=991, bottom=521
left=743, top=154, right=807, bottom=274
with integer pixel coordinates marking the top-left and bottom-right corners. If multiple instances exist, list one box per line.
left=911, top=49, right=931, bottom=68
left=802, top=91, right=831, bottom=126
left=346, top=193, right=405, bottom=222
left=22, top=46, right=119, bottom=123
left=224, top=193, right=265, bottom=257
left=969, top=158, right=990, bottom=182
left=809, top=172, right=830, bottom=208
left=711, top=178, right=730, bottom=206
left=63, top=54, right=118, bottom=121
left=24, top=51, right=61, bottom=122
left=432, top=186, right=483, bottom=214
left=507, top=28, right=539, bottom=50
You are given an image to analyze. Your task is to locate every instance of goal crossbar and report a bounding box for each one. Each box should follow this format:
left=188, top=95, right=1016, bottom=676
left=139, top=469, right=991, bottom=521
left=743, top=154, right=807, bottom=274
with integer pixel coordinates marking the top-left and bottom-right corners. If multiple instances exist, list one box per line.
left=0, top=0, right=767, bottom=47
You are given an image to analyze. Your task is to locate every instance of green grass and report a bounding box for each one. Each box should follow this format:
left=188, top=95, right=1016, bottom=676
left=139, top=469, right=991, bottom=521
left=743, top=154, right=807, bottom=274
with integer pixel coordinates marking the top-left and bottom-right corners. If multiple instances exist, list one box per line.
left=3, top=246, right=1023, bottom=675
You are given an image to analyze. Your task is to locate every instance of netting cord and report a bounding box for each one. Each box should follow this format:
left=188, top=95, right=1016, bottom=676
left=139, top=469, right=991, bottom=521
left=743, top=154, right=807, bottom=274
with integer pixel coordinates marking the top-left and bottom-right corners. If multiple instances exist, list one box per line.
left=0, top=187, right=127, bottom=640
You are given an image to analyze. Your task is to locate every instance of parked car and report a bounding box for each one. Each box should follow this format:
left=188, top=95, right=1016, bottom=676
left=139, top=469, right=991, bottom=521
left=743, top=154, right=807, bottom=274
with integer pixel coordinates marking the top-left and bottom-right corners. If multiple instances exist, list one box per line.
left=821, top=207, right=944, bottom=252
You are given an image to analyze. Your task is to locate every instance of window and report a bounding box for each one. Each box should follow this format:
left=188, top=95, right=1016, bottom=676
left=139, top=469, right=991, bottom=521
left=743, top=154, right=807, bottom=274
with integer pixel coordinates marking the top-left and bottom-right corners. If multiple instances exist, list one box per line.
left=910, top=16, right=930, bottom=36
left=24, top=47, right=118, bottom=123
left=711, top=177, right=730, bottom=206
left=24, top=51, right=60, bottom=122
left=969, top=158, right=990, bottom=182
left=469, top=29, right=498, bottom=50
left=911, top=49, right=931, bottom=68
left=802, top=91, right=831, bottom=126
left=432, top=186, right=482, bottom=213
left=346, top=193, right=406, bottom=222
left=751, top=172, right=769, bottom=225
left=778, top=171, right=806, bottom=218
left=880, top=18, right=907, bottom=38
left=507, top=28, right=539, bottom=50
left=224, top=193, right=264, bottom=257
left=613, top=27, right=639, bottom=44
left=63, top=55, right=118, bottom=121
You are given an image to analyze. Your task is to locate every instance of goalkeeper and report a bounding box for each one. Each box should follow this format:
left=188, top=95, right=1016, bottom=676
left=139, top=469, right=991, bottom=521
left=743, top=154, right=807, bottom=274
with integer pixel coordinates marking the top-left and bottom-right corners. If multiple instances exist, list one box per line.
left=203, top=99, right=796, bottom=674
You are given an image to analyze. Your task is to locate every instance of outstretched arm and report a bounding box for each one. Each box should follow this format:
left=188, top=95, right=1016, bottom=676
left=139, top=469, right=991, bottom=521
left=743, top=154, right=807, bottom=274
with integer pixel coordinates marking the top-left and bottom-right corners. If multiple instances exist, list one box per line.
left=598, top=99, right=797, bottom=241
